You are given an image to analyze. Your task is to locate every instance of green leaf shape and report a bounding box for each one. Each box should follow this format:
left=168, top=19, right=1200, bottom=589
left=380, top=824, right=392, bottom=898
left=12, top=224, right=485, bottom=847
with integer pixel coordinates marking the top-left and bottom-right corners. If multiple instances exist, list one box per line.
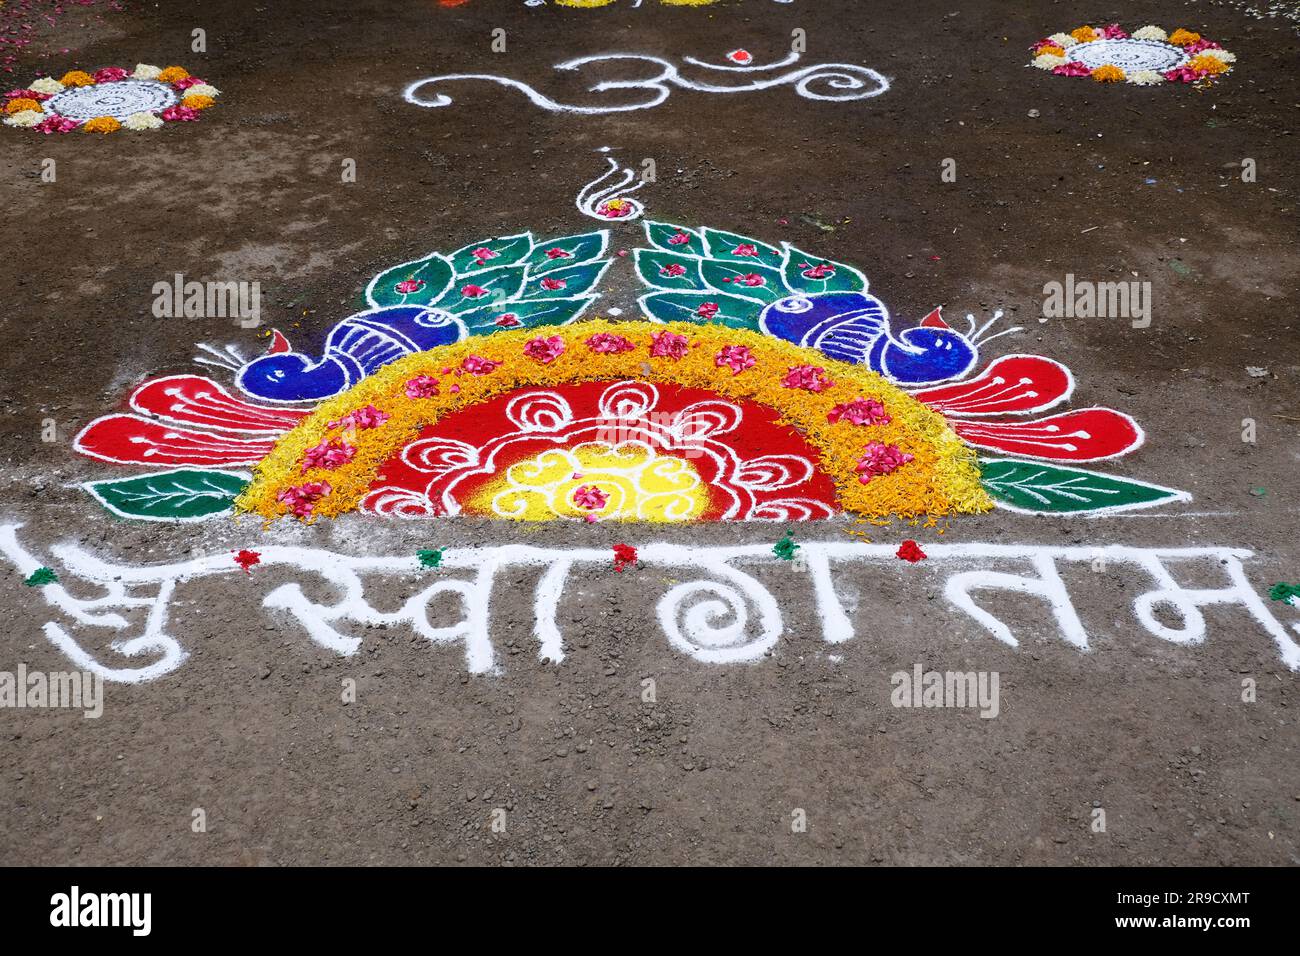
left=521, top=260, right=612, bottom=300
left=979, top=458, right=1189, bottom=515
left=365, top=251, right=454, bottom=309
left=644, top=221, right=706, bottom=257
left=431, top=265, right=528, bottom=314
left=526, top=232, right=608, bottom=274
left=637, top=292, right=763, bottom=330
left=449, top=234, right=534, bottom=274
left=459, top=297, right=597, bottom=335
left=634, top=250, right=706, bottom=292
left=702, top=228, right=784, bottom=268
left=781, top=243, right=869, bottom=295
left=84, top=468, right=250, bottom=522
left=699, top=260, right=785, bottom=304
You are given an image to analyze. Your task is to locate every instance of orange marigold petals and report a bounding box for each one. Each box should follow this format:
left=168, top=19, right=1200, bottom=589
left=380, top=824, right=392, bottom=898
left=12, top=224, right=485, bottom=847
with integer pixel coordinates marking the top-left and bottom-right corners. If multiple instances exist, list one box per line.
left=181, top=93, right=215, bottom=110
left=1186, top=54, right=1229, bottom=75
left=58, top=70, right=95, bottom=87
left=5, top=98, right=42, bottom=114
left=157, top=66, right=190, bottom=82
left=1070, top=26, right=1098, bottom=42
left=82, top=116, right=122, bottom=134
left=1168, top=29, right=1201, bottom=46
left=1038, top=44, right=1066, bottom=57
left=1090, top=64, right=1126, bottom=83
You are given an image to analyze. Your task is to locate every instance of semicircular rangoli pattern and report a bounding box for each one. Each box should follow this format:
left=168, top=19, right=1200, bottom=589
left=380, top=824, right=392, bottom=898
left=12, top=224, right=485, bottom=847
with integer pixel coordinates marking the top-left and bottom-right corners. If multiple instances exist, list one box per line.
left=72, top=222, right=1188, bottom=524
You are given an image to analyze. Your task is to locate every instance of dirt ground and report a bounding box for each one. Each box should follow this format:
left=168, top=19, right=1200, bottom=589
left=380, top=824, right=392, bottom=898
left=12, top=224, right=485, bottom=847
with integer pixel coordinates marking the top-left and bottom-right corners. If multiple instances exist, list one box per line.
left=0, top=0, right=1297, bottom=866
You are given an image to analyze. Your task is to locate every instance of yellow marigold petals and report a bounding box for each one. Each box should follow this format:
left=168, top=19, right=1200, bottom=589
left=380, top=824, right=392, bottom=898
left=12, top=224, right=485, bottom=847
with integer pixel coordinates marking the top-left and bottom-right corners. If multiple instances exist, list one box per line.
left=157, top=66, right=190, bottom=82
left=82, top=116, right=122, bottom=134
left=1038, top=44, right=1066, bottom=57
left=1070, top=26, right=1098, bottom=42
left=181, top=93, right=215, bottom=110
left=58, top=70, right=95, bottom=87
left=5, top=97, right=42, bottom=114
left=1168, top=29, right=1201, bottom=46
left=1187, top=54, right=1229, bottom=75
left=1090, top=64, right=1126, bottom=83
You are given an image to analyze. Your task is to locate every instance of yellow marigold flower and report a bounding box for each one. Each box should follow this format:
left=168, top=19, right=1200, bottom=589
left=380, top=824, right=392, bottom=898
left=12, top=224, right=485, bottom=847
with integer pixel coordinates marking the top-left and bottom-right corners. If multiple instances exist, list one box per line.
left=1070, top=26, right=1099, bottom=42
left=82, top=116, right=122, bottom=134
left=157, top=66, right=190, bottom=82
left=1090, top=64, right=1126, bottom=83
left=5, top=97, right=42, bottom=115
left=1187, top=54, right=1229, bottom=75
left=1038, top=44, right=1066, bottom=57
left=181, top=93, right=215, bottom=110
left=1168, top=29, right=1201, bottom=46
left=59, top=70, right=95, bottom=87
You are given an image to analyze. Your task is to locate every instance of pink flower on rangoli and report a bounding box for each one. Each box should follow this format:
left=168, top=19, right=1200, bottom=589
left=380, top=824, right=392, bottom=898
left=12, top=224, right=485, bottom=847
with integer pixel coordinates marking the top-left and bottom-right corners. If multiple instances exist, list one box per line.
left=801, top=263, right=836, bottom=280
left=612, top=543, right=638, bottom=571
left=277, top=481, right=331, bottom=517
left=233, top=549, right=261, bottom=573
left=585, top=333, right=636, bottom=354
left=732, top=244, right=759, bottom=257
left=597, top=199, right=634, bottom=219
left=724, top=273, right=766, bottom=287
left=461, top=355, right=502, bottom=375
left=35, top=116, right=80, bottom=134
left=1052, top=61, right=1091, bottom=77
left=301, top=438, right=356, bottom=474
left=1185, top=38, right=1222, bottom=53
left=545, top=248, right=574, bottom=260
left=827, top=397, right=891, bottom=426
left=394, top=278, right=425, bottom=295
left=650, top=331, right=691, bottom=360
left=471, top=247, right=499, bottom=265
left=539, top=277, right=567, bottom=291
left=1098, top=23, right=1128, bottom=39
left=524, top=335, right=566, bottom=364
left=93, top=67, right=130, bottom=83
left=696, top=302, right=721, bottom=320
left=5, top=88, right=50, bottom=101
left=668, top=232, right=691, bottom=246
left=494, top=314, right=521, bottom=327
left=714, top=345, right=756, bottom=376
left=659, top=263, right=688, bottom=278
left=782, top=365, right=834, bottom=393
left=855, top=442, right=914, bottom=484
left=161, top=105, right=200, bottom=122
left=572, top=485, right=608, bottom=512
left=328, top=404, right=390, bottom=430
left=460, top=284, right=490, bottom=299
left=405, top=375, right=440, bottom=398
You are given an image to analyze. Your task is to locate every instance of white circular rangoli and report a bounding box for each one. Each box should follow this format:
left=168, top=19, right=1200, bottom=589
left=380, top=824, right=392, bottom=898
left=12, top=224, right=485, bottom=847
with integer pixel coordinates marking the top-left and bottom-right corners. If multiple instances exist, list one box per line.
left=1067, top=38, right=1189, bottom=72
left=46, top=79, right=178, bottom=121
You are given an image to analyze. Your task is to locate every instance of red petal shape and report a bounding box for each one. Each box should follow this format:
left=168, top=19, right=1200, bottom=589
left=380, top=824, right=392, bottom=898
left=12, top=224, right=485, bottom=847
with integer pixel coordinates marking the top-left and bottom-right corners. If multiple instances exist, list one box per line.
left=912, top=354, right=1074, bottom=417
left=129, top=375, right=305, bottom=434
left=919, top=307, right=948, bottom=329
left=75, top=415, right=276, bottom=467
left=951, top=408, right=1143, bottom=462
left=267, top=329, right=291, bottom=354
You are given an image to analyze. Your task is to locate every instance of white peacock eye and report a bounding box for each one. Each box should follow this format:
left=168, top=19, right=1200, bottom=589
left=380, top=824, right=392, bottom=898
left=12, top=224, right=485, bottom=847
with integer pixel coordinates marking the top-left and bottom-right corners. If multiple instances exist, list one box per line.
left=776, top=295, right=814, bottom=314
left=414, top=308, right=452, bottom=327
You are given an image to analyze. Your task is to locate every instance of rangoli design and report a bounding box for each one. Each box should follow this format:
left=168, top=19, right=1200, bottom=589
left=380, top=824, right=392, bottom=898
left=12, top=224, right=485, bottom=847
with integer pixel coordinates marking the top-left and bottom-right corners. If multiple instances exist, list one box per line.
left=72, top=207, right=1185, bottom=525
left=1030, top=24, right=1235, bottom=85
left=3, top=64, right=220, bottom=133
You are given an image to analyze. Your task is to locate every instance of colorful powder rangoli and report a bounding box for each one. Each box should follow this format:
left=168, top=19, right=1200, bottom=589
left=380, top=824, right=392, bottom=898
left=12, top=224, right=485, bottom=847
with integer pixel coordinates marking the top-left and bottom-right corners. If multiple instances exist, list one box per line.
left=72, top=210, right=1187, bottom=524
left=4, top=64, right=219, bottom=133
left=1030, top=25, right=1235, bottom=86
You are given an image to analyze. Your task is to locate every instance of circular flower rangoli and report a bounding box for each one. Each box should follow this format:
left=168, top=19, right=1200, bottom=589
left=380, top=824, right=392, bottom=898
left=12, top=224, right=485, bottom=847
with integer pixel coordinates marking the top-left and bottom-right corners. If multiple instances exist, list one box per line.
left=1030, top=24, right=1235, bottom=86
left=3, top=63, right=220, bottom=134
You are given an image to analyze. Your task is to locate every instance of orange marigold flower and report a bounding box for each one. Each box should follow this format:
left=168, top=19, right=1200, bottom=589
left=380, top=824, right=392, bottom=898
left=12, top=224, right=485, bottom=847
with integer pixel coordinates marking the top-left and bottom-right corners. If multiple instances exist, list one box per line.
left=1038, top=44, right=1066, bottom=57
left=1168, top=29, right=1201, bottom=46
left=1070, top=26, right=1099, bottom=42
left=157, top=66, right=190, bottom=82
left=1187, top=54, right=1229, bottom=75
left=82, top=116, right=121, bottom=134
left=5, top=97, right=42, bottom=114
left=181, top=93, right=215, bottom=110
left=1090, top=64, right=1126, bottom=83
left=59, top=70, right=95, bottom=87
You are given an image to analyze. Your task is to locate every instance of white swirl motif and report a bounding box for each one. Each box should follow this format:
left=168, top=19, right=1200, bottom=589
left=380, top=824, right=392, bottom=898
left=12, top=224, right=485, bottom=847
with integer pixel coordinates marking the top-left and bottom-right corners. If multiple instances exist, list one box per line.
left=47, top=79, right=178, bottom=121
left=577, top=149, right=647, bottom=222
left=403, top=49, right=889, bottom=116
left=506, top=390, right=574, bottom=432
